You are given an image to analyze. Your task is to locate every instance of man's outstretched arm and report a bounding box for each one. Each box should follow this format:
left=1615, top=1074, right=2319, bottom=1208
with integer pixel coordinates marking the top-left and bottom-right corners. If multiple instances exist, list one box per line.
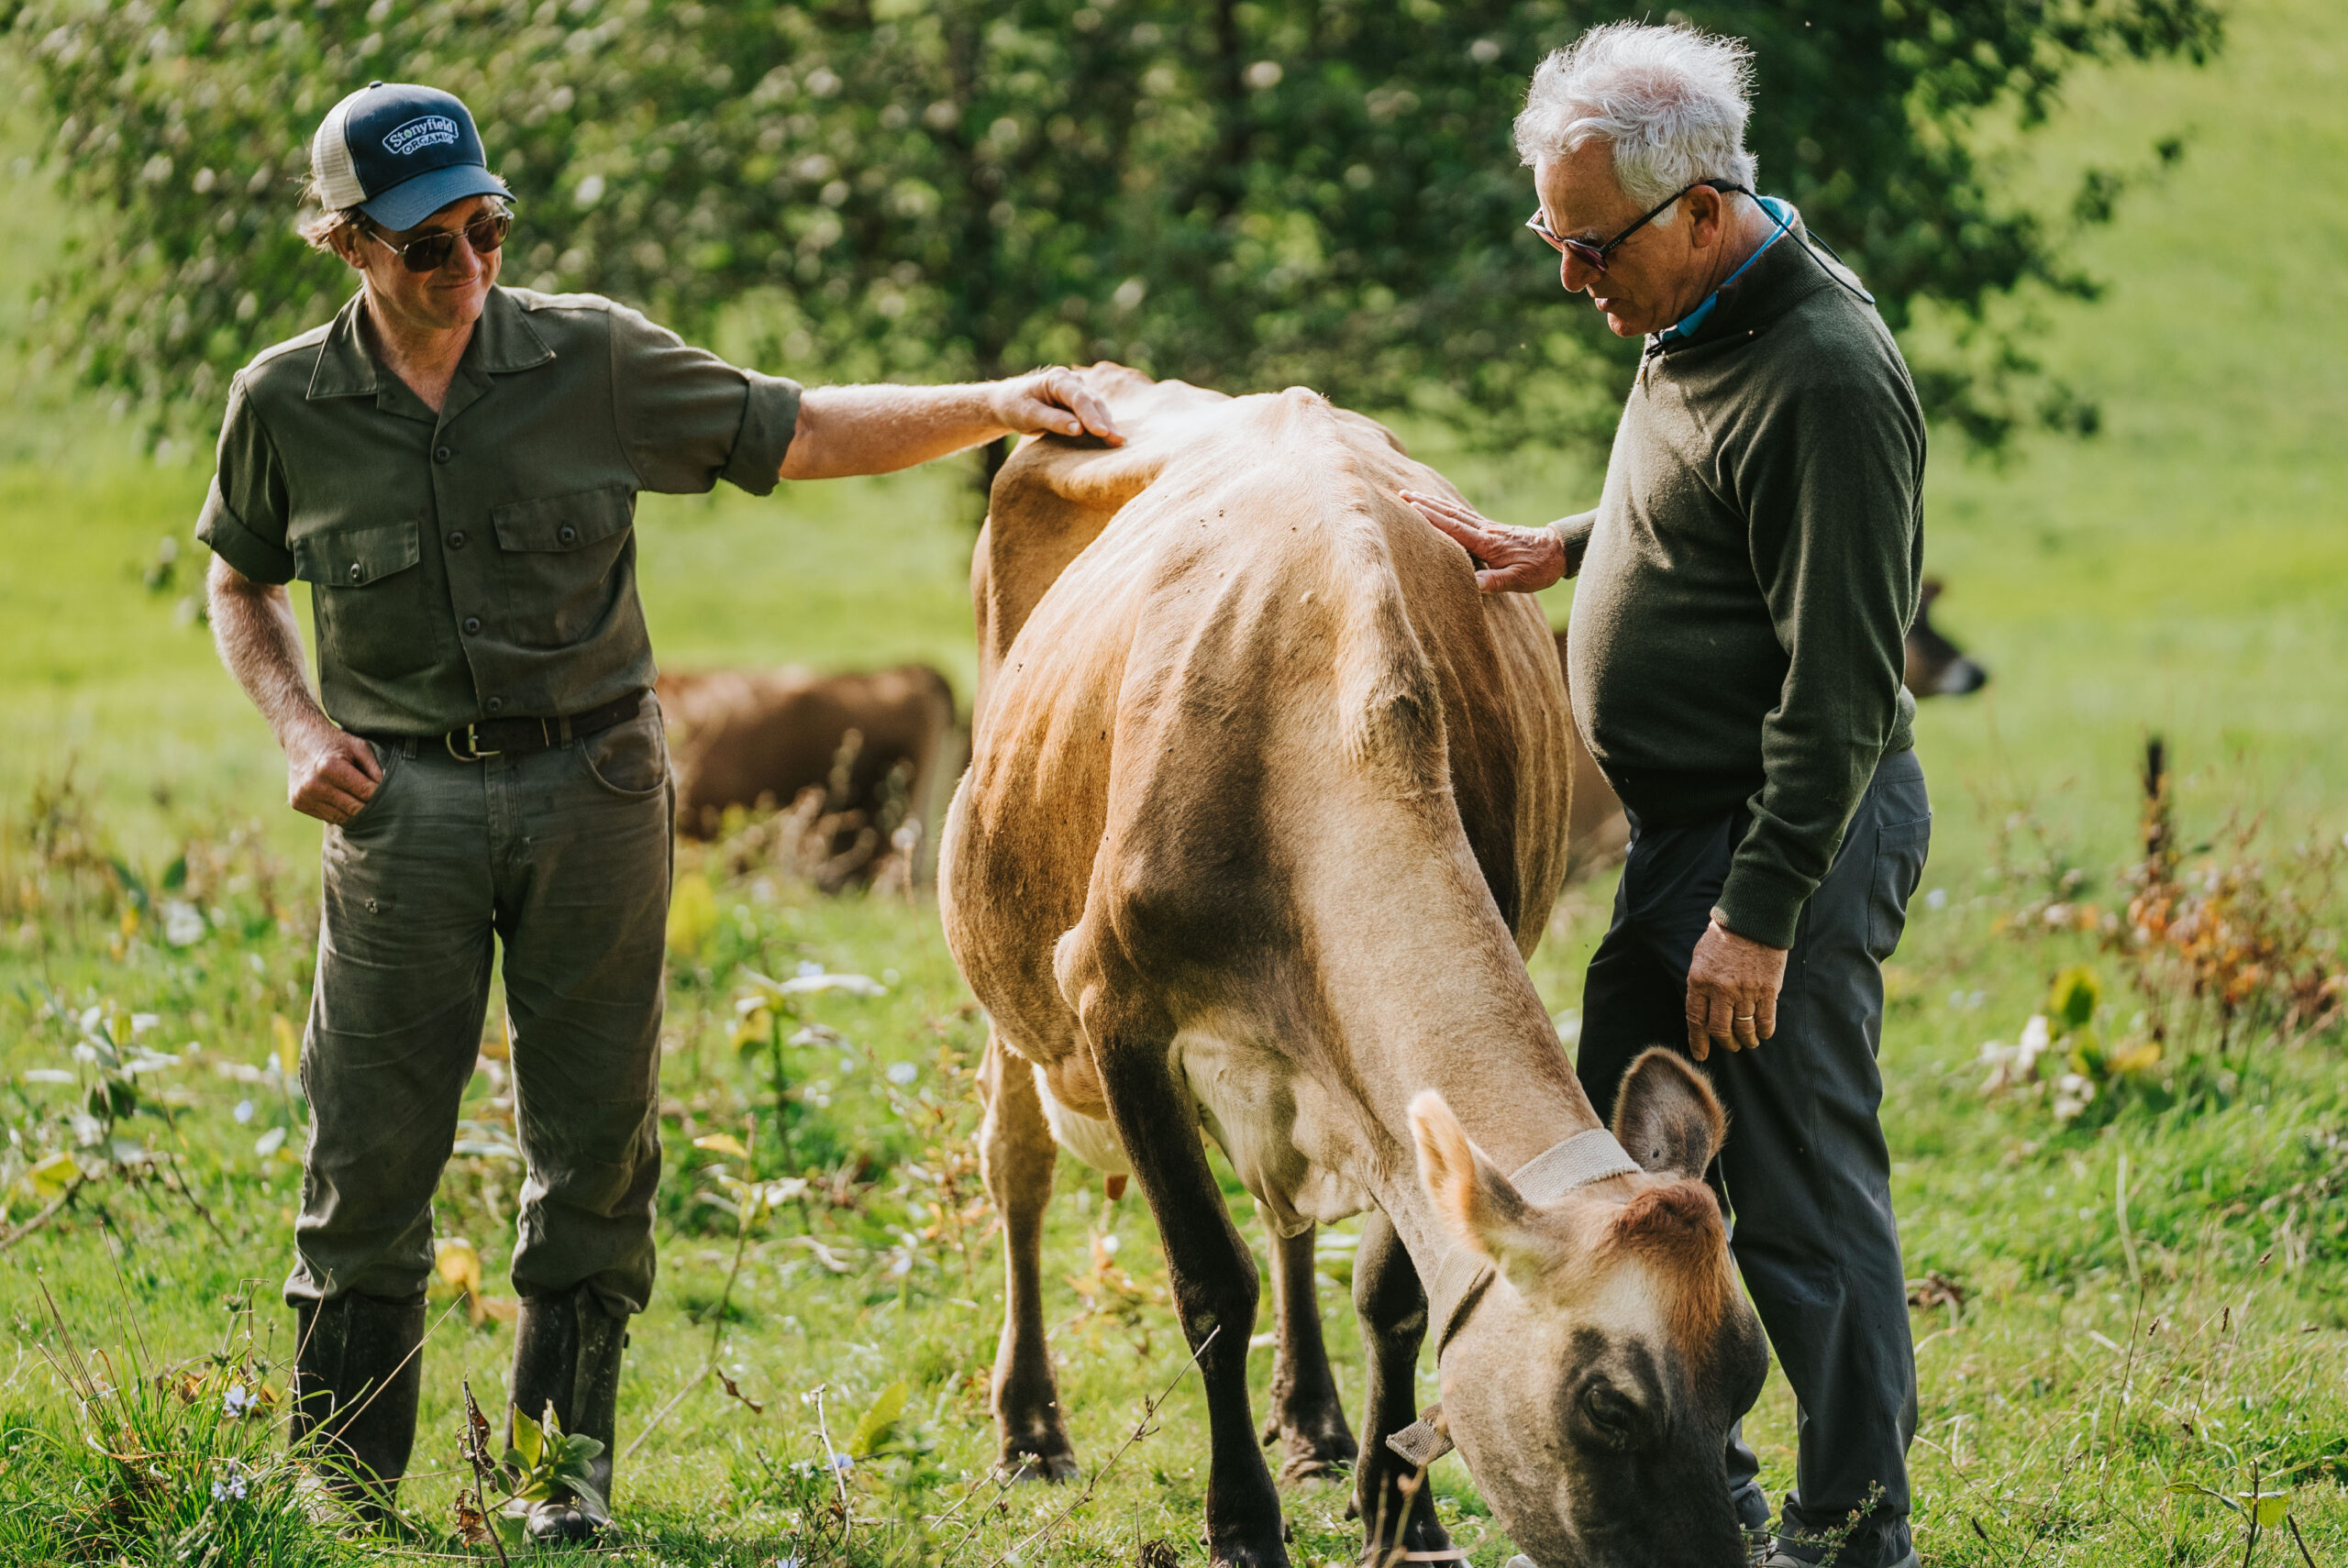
left=779, top=368, right=1123, bottom=481
left=206, top=554, right=382, bottom=826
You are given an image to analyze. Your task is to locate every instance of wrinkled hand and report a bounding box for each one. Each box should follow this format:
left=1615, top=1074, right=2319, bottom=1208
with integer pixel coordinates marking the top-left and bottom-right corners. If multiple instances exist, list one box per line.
left=993, top=368, right=1124, bottom=446
left=1685, top=919, right=1789, bottom=1060
left=285, top=719, right=383, bottom=826
left=1400, top=490, right=1567, bottom=594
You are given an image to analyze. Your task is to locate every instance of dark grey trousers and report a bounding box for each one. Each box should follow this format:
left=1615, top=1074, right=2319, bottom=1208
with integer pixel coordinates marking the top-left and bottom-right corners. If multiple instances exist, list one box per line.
left=285, top=701, right=674, bottom=1319
left=1576, top=748, right=1930, bottom=1568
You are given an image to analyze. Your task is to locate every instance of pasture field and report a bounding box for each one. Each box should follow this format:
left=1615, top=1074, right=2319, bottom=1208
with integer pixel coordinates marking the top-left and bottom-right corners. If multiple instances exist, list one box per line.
left=4, top=0, right=2347, bottom=1562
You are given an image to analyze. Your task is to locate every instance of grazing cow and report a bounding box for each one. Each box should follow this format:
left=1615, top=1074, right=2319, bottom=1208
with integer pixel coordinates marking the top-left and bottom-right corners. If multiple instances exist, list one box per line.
left=1903, top=578, right=1988, bottom=696
left=940, top=367, right=1767, bottom=1568
left=1554, top=580, right=1986, bottom=883
left=656, top=665, right=961, bottom=878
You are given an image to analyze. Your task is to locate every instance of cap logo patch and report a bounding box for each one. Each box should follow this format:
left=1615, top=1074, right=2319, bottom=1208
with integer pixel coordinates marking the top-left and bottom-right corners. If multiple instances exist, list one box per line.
left=382, top=115, right=461, bottom=157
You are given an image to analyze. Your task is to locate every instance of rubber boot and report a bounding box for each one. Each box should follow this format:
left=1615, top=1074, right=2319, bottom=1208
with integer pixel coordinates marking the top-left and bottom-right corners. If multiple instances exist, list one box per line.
left=508, top=1285, right=626, bottom=1543
left=290, top=1293, right=426, bottom=1528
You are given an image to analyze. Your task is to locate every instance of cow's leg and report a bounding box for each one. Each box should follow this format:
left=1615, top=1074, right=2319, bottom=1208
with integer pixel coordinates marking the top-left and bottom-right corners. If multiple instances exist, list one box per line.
left=1350, top=1211, right=1449, bottom=1561
left=1087, top=1004, right=1287, bottom=1568
left=1259, top=1222, right=1358, bottom=1483
left=979, top=1030, right=1078, bottom=1481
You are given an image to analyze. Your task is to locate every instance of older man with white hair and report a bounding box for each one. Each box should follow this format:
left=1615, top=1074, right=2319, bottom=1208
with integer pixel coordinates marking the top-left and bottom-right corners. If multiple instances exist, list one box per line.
left=1406, top=23, right=1930, bottom=1568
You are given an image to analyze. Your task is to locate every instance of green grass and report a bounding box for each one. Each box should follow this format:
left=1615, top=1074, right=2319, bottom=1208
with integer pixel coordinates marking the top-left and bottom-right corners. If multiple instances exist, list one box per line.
left=5, top=0, right=2348, bottom=1561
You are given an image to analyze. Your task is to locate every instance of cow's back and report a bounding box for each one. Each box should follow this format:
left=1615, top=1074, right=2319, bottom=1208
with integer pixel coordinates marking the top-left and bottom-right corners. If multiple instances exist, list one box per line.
left=942, top=381, right=1571, bottom=1115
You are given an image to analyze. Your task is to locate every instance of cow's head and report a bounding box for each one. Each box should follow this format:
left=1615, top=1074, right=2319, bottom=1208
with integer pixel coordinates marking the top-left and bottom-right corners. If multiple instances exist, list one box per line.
left=1905, top=578, right=1988, bottom=697
left=1410, top=1050, right=1767, bottom=1568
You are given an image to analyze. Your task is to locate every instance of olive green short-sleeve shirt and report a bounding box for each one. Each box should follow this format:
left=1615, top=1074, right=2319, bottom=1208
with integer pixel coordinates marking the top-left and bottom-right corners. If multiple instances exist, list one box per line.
left=196, top=285, right=802, bottom=735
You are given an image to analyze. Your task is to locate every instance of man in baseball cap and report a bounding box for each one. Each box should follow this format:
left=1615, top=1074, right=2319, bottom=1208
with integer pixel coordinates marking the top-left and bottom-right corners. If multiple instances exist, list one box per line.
left=310, top=81, right=514, bottom=230
left=200, top=81, right=1118, bottom=1542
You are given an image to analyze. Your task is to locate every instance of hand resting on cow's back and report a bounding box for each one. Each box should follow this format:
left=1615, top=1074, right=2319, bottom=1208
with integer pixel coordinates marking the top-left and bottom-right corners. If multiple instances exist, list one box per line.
left=938, top=364, right=1762, bottom=1568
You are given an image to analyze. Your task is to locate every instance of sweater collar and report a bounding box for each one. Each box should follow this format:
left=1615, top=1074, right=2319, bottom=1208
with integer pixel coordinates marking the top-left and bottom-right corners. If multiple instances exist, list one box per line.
left=1648, top=199, right=1866, bottom=353
left=1656, top=195, right=1793, bottom=344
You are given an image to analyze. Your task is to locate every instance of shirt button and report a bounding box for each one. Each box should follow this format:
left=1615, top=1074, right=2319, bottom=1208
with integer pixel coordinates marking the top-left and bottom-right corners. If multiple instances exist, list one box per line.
left=448, top=530, right=467, bottom=548
left=485, top=697, right=504, bottom=713
left=558, top=525, right=577, bottom=545
left=348, top=563, right=362, bottom=582
left=434, top=444, right=453, bottom=463
left=463, top=616, right=482, bottom=635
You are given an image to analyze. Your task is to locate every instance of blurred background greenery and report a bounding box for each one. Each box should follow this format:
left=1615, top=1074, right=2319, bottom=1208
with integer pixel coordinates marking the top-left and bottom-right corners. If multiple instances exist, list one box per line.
left=4, top=0, right=2218, bottom=456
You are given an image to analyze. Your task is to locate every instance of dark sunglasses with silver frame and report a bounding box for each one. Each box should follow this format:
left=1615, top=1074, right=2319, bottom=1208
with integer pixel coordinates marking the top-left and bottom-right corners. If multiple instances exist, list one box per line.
left=1526, top=178, right=1748, bottom=273
left=362, top=207, right=512, bottom=274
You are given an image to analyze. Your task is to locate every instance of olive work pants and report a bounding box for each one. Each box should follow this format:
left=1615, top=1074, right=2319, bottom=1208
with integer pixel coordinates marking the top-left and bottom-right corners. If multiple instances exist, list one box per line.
left=1576, top=748, right=1931, bottom=1568
left=284, top=701, right=673, bottom=1320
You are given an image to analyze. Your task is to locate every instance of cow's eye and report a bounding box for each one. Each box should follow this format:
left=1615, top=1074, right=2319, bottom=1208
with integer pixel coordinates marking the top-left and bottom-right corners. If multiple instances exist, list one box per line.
left=1581, top=1382, right=1636, bottom=1444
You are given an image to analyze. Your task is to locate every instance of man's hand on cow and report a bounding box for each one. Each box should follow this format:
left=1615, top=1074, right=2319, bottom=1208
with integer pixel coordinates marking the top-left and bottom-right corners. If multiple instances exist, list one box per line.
left=992, top=368, right=1124, bottom=447
left=284, top=718, right=383, bottom=827
left=1684, top=919, right=1789, bottom=1060
left=1400, top=491, right=1567, bottom=594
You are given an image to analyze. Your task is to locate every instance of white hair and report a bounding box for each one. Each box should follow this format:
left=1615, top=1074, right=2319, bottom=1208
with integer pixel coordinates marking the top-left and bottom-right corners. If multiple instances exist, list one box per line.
left=1514, top=22, right=1758, bottom=215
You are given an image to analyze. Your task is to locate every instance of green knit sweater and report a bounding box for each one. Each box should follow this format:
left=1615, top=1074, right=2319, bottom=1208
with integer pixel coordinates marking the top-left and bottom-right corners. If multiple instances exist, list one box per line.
left=1554, top=213, right=1924, bottom=949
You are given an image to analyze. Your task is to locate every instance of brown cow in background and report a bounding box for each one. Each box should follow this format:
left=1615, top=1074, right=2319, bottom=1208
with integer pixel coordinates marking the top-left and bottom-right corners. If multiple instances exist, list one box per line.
left=656, top=664, right=963, bottom=887
left=1554, top=578, right=1986, bottom=881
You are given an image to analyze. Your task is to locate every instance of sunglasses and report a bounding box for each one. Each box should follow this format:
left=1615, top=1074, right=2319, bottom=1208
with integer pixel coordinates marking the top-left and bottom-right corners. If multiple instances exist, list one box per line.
left=363, top=211, right=512, bottom=273
left=1526, top=180, right=1747, bottom=274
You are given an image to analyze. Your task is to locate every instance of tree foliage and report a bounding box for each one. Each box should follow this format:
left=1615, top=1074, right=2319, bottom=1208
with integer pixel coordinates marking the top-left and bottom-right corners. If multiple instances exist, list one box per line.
left=4, top=0, right=2219, bottom=452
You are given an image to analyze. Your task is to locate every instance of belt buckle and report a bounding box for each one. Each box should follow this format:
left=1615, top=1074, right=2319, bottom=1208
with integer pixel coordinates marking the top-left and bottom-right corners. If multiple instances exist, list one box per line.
left=446, top=722, right=502, bottom=762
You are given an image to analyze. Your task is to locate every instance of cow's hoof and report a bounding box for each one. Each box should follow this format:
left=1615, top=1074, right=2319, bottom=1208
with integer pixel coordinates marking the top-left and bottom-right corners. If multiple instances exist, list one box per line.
left=1000, top=1447, right=1080, bottom=1485
left=1261, top=1408, right=1357, bottom=1485
left=1208, top=1536, right=1292, bottom=1568
left=1270, top=1425, right=1357, bottom=1485
left=1357, top=1518, right=1452, bottom=1563
left=525, top=1496, right=614, bottom=1543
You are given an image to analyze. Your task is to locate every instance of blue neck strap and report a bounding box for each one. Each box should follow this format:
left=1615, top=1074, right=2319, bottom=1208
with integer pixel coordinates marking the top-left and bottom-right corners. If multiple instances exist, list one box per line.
left=1656, top=194, right=1794, bottom=344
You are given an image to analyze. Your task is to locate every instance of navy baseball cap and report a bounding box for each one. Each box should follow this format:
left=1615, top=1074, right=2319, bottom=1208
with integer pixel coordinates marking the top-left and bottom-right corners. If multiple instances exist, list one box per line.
left=310, top=81, right=514, bottom=231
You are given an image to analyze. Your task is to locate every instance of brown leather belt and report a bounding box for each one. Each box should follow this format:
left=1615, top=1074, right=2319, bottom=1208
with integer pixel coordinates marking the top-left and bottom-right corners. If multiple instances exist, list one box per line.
left=369, top=690, right=648, bottom=762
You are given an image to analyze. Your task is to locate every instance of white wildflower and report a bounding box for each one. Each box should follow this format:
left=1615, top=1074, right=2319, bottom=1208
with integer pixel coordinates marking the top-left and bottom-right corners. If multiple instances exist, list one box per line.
left=1978, top=1014, right=2054, bottom=1097
left=161, top=900, right=207, bottom=947
left=2051, top=1073, right=2098, bottom=1122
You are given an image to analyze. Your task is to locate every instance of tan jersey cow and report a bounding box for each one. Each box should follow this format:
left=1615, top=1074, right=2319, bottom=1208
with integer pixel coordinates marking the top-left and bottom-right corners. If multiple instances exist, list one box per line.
left=939, top=368, right=1767, bottom=1568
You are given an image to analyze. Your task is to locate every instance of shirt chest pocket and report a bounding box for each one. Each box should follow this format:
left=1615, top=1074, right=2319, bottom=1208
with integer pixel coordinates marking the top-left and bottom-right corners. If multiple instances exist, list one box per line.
left=292, top=520, right=435, bottom=679
left=490, top=485, right=637, bottom=650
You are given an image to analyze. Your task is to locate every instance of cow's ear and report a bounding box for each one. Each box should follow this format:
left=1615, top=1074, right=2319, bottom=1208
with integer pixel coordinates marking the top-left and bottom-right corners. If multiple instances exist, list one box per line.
left=1610, top=1048, right=1727, bottom=1181
left=1411, top=1091, right=1547, bottom=1286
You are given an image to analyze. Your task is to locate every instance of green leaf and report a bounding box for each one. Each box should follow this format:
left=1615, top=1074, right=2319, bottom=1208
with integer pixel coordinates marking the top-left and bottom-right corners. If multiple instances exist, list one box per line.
left=557, top=1433, right=606, bottom=1466
left=492, top=1511, right=529, bottom=1550
left=2047, top=965, right=2100, bottom=1033
left=2247, top=1492, right=2291, bottom=1528
left=511, top=1405, right=546, bottom=1470
left=850, top=1380, right=911, bottom=1457
left=2168, top=1481, right=2241, bottom=1513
